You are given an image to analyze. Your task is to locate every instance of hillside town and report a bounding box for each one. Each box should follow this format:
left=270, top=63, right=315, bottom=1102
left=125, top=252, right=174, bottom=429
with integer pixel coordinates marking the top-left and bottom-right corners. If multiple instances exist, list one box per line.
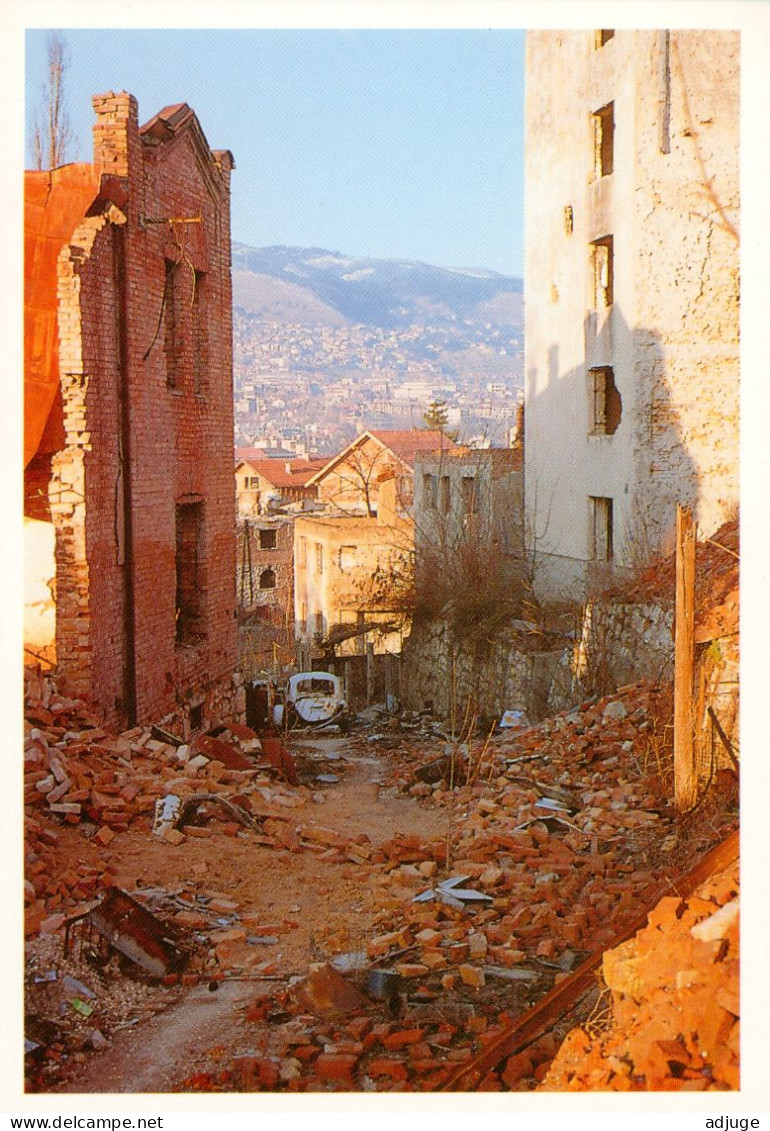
left=22, top=29, right=741, bottom=1099
left=232, top=310, right=523, bottom=454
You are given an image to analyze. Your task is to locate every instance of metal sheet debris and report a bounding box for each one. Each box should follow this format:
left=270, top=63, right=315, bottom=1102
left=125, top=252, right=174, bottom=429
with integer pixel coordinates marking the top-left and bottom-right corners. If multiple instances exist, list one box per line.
left=413, top=874, right=494, bottom=909
left=64, top=886, right=186, bottom=978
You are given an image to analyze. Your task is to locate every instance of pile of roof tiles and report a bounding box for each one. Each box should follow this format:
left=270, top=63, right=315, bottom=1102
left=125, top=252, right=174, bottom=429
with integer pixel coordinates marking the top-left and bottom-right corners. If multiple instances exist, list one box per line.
left=536, top=857, right=739, bottom=1092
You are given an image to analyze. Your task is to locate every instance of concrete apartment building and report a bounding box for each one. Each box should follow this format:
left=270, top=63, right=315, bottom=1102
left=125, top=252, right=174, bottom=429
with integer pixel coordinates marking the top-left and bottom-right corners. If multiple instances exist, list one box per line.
left=24, top=92, right=241, bottom=733
left=524, top=30, right=739, bottom=598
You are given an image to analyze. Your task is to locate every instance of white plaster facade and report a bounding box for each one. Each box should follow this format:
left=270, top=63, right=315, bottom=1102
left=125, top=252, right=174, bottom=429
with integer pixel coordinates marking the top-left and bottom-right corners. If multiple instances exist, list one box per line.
left=524, top=30, right=739, bottom=599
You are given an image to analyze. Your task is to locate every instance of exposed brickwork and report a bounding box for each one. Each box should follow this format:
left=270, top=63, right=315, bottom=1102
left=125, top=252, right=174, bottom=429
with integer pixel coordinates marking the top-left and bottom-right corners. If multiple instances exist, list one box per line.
left=27, top=91, right=241, bottom=732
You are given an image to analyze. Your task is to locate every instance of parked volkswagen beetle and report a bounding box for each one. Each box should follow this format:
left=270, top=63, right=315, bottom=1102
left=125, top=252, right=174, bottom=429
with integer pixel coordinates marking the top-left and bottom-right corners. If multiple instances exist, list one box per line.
left=273, top=671, right=348, bottom=730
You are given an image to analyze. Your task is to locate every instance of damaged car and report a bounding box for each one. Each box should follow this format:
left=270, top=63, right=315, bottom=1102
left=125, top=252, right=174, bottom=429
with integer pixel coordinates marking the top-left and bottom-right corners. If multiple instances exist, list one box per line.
left=273, top=671, right=349, bottom=731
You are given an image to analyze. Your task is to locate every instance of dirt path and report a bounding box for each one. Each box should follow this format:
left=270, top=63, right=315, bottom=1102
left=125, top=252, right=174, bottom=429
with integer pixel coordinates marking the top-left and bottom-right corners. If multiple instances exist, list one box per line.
left=50, top=735, right=446, bottom=1094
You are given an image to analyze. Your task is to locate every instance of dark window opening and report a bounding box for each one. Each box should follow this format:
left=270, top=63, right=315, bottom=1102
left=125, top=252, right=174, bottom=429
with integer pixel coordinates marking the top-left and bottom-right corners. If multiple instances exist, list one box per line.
left=259, top=528, right=277, bottom=550
left=175, top=501, right=206, bottom=644
left=590, top=496, right=614, bottom=561
left=192, top=269, right=208, bottom=395
left=423, top=472, right=437, bottom=509
left=590, top=366, right=622, bottom=435
left=189, top=702, right=203, bottom=732
left=593, top=102, right=614, bottom=178
left=596, top=30, right=615, bottom=47
left=591, top=236, right=614, bottom=308
left=461, top=475, right=478, bottom=515
left=164, top=260, right=181, bottom=389
left=259, top=568, right=276, bottom=590
left=440, top=475, right=451, bottom=514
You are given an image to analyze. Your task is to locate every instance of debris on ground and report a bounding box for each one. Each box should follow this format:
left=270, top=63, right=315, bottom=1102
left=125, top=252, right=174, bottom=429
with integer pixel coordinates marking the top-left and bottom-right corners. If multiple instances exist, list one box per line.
left=24, top=649, right=739, bottom=1093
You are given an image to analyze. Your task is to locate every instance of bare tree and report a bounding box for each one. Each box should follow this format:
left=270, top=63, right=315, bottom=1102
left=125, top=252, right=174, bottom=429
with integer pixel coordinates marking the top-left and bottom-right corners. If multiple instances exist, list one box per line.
left=30, top=33, right=75, bottom=171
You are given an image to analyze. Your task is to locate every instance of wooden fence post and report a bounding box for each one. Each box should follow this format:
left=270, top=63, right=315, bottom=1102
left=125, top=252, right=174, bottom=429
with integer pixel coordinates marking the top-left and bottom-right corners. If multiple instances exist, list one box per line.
left=674, top=504, right=697, bottom=813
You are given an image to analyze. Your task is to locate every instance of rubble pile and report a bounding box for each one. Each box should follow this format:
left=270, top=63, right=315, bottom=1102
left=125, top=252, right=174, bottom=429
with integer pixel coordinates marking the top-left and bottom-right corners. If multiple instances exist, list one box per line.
left=25, top=932, right=183, bottom=1092
left=537, top=857, right=739, bottom=1091
left=24, top=662, right=738, bottom=1094
left=23, top=667, right=362, bottom=937
left=162, top=682, right=735, bottom=1093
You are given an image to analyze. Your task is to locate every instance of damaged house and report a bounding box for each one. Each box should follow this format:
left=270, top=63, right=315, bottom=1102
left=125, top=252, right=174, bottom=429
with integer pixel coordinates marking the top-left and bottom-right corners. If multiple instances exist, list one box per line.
left=24, top=92, right=242, bottom=734
left=524, top=31, right=739, bottom=599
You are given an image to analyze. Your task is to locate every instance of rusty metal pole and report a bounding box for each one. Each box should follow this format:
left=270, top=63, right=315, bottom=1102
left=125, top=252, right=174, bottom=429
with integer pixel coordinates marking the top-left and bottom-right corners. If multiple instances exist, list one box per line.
left=674, top=504, right=697, bottom=813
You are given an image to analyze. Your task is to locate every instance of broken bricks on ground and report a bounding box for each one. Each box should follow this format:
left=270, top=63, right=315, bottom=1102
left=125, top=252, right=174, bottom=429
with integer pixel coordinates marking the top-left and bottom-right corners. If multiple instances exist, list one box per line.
left=24, top=667, right=738, bottom=1092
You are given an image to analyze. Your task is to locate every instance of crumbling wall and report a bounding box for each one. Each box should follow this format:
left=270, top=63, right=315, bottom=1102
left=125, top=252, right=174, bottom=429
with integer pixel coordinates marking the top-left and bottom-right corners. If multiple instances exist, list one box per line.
left=402, top=597, right=677, bottom=727
left=524, top=31, right=739, bottom=600
left=401, top=617, right=568, bottom=725
left=34, top=91, right=241, bottom=732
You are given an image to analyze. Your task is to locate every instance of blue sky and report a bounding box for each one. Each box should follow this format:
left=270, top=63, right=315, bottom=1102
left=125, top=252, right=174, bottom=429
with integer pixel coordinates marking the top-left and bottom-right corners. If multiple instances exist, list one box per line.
left=25, top=28, right=525, bottom=276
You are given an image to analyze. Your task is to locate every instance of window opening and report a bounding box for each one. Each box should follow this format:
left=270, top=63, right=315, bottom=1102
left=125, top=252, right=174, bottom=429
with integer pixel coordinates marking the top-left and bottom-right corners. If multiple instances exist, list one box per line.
left=461, top=475, right=478, bottom=515
left=423, top=473, right=437, bottom=509
left=590, top=496, right=614, bottom=561
left=164, top=260, right=181, bottom=389
left=591, top=236, right=614, bottom=308
left=440, top=475, right=451, bottom=514
left=259, top=568, right=276, bottom=590
left=589, top=367, right=622, bottom=435
left=175, top=501, right=206, bottom=643
left=593, top=103, right=614, bottom=178
left=339, top=545, right=357, bottom=571
left=595, top=30, right=615, bottom=48
left=192, top=269, right=208, bottom=395
left=259, top=528, right=277, bottom=550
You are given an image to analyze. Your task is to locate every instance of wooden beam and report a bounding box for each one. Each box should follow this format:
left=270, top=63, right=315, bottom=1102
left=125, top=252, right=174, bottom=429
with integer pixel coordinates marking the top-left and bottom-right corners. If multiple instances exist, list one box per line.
left=674, top=504, right=697, bottom=813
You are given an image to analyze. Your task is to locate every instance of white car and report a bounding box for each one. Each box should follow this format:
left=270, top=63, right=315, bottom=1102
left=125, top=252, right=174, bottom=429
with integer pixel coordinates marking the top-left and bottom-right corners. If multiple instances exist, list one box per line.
left=273, top=671, right=348, bottom=730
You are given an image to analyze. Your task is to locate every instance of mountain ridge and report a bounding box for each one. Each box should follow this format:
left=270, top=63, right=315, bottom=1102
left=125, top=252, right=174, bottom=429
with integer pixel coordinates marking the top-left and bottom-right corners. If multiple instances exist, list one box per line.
left=231, top=242, right=522, bottom=329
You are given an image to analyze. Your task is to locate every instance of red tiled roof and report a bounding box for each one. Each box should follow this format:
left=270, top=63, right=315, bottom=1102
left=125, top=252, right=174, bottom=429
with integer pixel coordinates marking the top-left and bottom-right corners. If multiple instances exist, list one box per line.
left=368, top=429, right=458, bottom=466
left=236, top=457, right=324, bottom=489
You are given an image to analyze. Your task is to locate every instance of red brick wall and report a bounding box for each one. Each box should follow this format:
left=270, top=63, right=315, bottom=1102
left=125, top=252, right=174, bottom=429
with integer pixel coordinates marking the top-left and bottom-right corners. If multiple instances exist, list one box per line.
left=51, top=92, right=241, bottom=731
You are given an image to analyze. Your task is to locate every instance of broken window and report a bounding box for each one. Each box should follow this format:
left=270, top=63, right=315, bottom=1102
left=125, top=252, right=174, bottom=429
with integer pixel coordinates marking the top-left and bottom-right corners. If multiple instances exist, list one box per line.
left=461, top=475, right=478, bottom=515
left=259, top=568, right=276, bottom=590
left=593, top=102, right=614, bottom=178
left=164, top=260, right=181, bottom=389
left=192, top=269, right=208, bottom=395
left=440, top=475, right=451, bottom=514
left=314, top=610, right=324, bottom=640
left=591, top=236, right=614, bottom=308
left=590, top=496, right=614, bottom=561
left=258, top=528, right=277, bottom=550
left=589, top=366, right=622, bottom=435
left=175, top=501, right=206, bottom=644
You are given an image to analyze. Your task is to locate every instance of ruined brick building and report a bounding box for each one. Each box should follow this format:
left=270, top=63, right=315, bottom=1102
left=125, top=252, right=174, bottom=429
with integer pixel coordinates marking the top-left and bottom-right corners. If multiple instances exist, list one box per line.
left=524, top=31, right=739, bottom=598
left=24, top=92, right=242, bottom=734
